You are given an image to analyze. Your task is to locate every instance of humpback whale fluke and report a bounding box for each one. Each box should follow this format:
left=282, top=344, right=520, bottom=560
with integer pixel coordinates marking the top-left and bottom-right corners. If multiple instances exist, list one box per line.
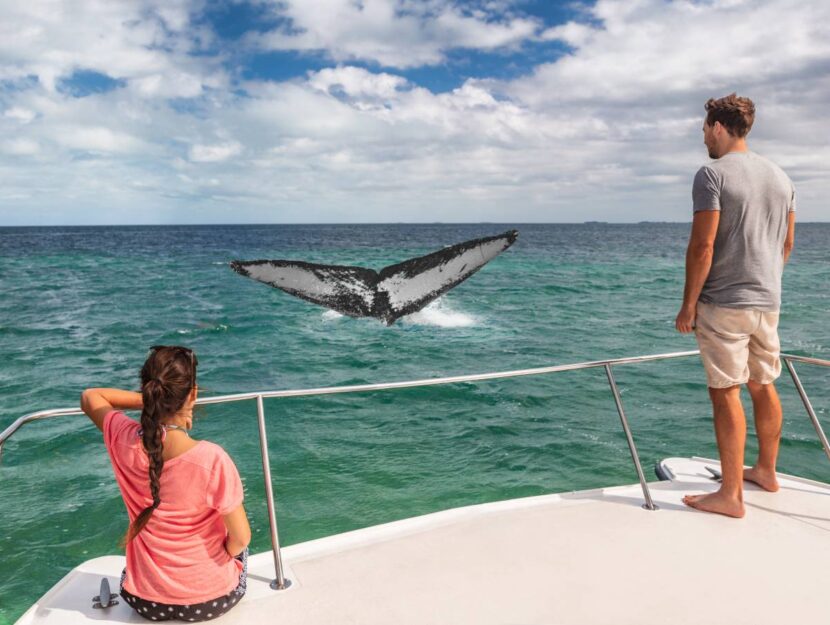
left=230, top=230, right=518, bottom=325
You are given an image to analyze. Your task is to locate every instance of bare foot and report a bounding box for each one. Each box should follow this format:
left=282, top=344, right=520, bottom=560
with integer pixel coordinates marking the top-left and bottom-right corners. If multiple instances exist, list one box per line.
left=682, top=491, right=745, bottom=518
left=744, top=466, right=780, bottom=492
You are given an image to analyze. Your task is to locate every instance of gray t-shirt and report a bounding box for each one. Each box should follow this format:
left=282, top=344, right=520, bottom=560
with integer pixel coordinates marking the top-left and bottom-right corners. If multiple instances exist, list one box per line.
left=692, top=151, right=795, bottom=311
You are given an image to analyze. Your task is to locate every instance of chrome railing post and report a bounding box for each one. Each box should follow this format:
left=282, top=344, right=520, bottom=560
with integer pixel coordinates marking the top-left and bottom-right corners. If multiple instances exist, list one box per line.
left=783, top=358, right=830, bottom=463
left=255, top=394, right=291, bottom=590
left=604, top=364, right=658, bottom=511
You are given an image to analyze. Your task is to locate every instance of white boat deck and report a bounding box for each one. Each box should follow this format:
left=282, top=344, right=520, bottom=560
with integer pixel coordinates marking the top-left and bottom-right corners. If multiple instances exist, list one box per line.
left=16, top=457, right=830, bottom=625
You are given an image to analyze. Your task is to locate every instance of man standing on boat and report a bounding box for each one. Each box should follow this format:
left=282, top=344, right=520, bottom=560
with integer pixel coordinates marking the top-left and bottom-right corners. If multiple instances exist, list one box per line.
left=675, top=93, right=796, bottom=518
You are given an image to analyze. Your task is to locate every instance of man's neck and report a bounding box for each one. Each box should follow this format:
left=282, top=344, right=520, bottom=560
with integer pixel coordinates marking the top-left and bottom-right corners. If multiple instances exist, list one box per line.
left=720, top=138, right=748, bottom=156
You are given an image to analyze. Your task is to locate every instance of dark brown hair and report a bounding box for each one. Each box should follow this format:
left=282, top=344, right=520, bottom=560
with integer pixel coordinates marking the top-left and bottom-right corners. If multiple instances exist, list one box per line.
left=124, top=345, right=198, bottom=544
left=705, top=93, right=755, bottom=138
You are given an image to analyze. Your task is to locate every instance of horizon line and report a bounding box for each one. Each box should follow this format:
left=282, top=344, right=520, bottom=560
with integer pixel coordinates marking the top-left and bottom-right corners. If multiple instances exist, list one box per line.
left=2, top=220, right=828, bottom=228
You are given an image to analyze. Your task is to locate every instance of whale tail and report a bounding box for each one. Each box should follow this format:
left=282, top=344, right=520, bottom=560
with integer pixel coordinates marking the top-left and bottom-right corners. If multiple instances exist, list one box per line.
left=230, top=259, right=379, bottom=318
left=230, top=229, right=518, bottom=325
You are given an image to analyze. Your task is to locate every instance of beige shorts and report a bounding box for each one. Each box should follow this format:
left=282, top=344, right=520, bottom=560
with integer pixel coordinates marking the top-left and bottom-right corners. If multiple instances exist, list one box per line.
left=694, top=302, right=781, bottom=389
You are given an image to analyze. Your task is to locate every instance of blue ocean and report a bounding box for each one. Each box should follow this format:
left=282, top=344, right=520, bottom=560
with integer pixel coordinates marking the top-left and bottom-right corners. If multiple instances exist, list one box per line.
left=1, top=223, right=828, bottom=623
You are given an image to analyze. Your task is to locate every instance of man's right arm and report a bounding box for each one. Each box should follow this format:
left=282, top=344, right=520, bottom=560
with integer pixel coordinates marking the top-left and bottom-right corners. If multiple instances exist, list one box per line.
left=675, top=210, right=719, bottom=333
left=784, top=211, right=795, bottom=263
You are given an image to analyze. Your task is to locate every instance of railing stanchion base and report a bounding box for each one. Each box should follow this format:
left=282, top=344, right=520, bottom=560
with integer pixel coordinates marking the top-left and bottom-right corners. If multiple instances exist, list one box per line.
left=270, top=579, right=293, bottom=590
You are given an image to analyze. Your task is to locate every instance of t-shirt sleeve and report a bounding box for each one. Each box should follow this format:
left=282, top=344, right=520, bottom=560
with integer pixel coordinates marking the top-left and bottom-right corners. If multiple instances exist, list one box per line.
left=789, top=182, right=796, bottom=213
left=692, top=165, right=722, bottom=212
left=206, top=449, right=244, bottom=515
left=103, top=410, right=138, bottom=449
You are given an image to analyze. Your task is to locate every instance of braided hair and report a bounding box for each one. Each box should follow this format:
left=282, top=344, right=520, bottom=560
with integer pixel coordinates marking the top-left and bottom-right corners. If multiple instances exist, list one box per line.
left=124, top=345, right=198, bottom=544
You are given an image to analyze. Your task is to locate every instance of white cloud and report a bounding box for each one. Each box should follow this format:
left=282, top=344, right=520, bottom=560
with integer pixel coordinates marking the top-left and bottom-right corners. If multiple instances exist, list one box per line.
left=129, top=72, right=209, bottom=99
left=1, top=137, right=39, bottom=155
left=517, top=0, right=830, bottom=104
left=53, top=125, right=145, bottom=153
left=309, top=66, right=409, bottom=100
left=540, top=21, right=594, bottom=48
left=0, top=0, right=828, bottom=224
left=0, top=0, right=223, bottom=97
left=3, top=106, right=36, bottom=123
left=189, top=141, right=243, bottom=162
left=248, top=0, right=539, bottom=68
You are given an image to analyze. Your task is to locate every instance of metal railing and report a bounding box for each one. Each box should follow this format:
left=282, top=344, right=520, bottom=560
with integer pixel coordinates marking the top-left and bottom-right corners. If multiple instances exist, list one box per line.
left=1, top=350, right=828, bottom=590
left=783, top=354, right=830, bottom=463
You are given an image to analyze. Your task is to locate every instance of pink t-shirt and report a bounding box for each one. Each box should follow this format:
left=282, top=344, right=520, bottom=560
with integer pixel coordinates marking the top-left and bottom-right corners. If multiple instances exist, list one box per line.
left=103, top=410, right=244, bottom=604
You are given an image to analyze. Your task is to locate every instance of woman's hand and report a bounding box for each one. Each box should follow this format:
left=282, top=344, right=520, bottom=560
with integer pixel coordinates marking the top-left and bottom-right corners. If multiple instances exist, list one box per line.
left=80, top=388, right=143, bottom=431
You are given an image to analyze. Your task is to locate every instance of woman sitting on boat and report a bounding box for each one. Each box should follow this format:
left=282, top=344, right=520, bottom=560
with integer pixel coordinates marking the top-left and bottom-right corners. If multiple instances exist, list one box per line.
left=81, top=345, right=251, bottom=622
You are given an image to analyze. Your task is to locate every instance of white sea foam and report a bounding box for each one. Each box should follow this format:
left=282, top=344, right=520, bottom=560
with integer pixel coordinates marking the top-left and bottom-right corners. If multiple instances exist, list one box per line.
left=404, top=299, right=476, bottom=328
left=320, top=300, right=474, bottom=327
left=322, top=310, right=344, bottom=321
left=176, top=323, right=229, bottom=334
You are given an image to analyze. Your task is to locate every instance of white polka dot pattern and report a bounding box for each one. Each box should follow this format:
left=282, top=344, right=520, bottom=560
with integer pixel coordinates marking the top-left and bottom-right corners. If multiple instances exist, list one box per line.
left=118, top=548, right=248, bottom=621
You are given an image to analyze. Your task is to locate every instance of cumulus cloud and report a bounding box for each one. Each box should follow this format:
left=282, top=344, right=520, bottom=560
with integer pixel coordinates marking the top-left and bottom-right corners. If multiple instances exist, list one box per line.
left=500, top=0, right=830, bottom=214
left=189, top=141, right=243, bottom=162
left=4, top=106, right=36, bottom=123
left=248, top=0, right=539, bottom=67
left=1, top=137, right=39, bottom=155
left=309, top=66, right=409, bottom=100
left=519, top=0, right=830, bottom=105
left=0, top=0, right=224, bottom=97
left=0, top=0, right=828, bottom=225
left=55, top=125, right=149, bottom=153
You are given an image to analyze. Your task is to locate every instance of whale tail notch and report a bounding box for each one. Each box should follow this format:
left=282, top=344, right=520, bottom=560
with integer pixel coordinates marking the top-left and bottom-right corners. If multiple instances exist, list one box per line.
left=230, top=229, right=518, bottom=325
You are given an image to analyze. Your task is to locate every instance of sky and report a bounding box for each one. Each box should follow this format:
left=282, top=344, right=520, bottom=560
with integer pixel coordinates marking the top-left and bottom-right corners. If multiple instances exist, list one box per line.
left=0, top=0, right=828, bottom=225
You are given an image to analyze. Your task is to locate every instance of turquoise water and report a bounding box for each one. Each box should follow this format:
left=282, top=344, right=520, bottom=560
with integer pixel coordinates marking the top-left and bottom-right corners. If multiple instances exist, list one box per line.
left=1, top=223, right=828, bottom=623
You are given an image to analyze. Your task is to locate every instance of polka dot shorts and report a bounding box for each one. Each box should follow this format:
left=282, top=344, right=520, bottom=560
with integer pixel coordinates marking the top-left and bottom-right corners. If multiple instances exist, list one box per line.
left=120, top=549, right=247, bottom=622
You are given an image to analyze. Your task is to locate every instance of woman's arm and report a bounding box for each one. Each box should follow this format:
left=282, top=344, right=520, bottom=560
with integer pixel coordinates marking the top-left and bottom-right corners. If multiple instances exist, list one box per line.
left=80, top=388, right=143, bottom=432
left=222, top=504, right=251, bottom=557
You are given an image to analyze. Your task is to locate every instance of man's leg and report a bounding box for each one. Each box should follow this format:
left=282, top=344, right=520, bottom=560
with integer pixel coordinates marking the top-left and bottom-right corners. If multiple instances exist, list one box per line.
left=683, top=384, right=746, bottom=518
left=744, top=380, right=781, bottom=492
left=744, top=309, right=783, bottom=492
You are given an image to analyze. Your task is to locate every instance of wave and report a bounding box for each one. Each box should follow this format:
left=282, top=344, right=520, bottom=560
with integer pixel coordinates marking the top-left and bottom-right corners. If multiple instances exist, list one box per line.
left=176, top=323, right=229, bottom=335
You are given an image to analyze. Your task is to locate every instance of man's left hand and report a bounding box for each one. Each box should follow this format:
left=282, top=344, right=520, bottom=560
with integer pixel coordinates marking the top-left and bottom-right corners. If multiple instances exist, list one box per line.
left=675, top=304, right=696, bottom=333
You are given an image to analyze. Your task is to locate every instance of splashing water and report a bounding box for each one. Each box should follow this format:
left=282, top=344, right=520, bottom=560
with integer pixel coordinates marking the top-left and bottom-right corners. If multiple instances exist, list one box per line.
left=320, top=299, right=476, bottom=327
left=404, top=299, right=477, bottom=328
left=322, top=310, right=344, bottom=321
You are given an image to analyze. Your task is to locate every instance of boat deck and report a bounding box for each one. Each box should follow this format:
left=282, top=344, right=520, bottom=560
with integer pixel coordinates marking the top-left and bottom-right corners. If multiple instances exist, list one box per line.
left=16, top=457, right=830, bottom=625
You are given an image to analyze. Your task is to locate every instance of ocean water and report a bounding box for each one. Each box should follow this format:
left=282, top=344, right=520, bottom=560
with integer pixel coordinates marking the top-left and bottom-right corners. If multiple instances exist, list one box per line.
left=0, top=223, right=828, bottom=623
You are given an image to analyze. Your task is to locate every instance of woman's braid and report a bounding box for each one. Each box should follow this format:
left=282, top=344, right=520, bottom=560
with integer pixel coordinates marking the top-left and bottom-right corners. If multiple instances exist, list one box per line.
left=124, top=347, right=196, bottom=544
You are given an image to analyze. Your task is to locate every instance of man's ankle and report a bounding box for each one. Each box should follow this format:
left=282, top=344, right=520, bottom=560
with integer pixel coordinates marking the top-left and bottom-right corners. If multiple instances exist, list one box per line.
left=719, top=485, right=743, bottom=501
left=752, top=462, right=777, bottom=473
